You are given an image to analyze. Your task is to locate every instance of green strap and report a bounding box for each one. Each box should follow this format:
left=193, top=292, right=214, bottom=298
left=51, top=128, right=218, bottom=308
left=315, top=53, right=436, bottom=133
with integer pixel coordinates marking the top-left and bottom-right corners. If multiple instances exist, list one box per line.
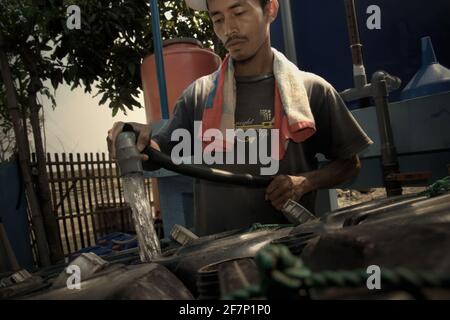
left=224, top=176, right=450, bottom=299
left=223, top=244, right=450, bottom=300
left=420, top=176, right=450, bottom=198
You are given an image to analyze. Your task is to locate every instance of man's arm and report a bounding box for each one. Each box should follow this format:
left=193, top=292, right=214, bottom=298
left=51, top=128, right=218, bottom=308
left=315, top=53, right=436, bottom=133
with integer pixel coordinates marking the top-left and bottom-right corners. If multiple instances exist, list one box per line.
left=266, top=155, right=361, bottom=211
left=264, top=78, right=372, bottom=212
left=108, top=81, right=196, bottom=161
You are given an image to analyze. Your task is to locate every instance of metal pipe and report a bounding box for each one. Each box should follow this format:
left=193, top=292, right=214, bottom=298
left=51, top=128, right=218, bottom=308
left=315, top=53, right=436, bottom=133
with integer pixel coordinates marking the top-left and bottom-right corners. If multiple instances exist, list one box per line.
left=115, top=130, right=144, bottom=177
left=371, top=72, right=402, bottom=196
left=149, top=0, right=170, bottom=120
left=344, top=0, right=367, bottom=88
left=280, top=0, right=298, bottom=65
left=340, top=72, right=401, bottom=102
left=341, top=1, right=404, bottom=197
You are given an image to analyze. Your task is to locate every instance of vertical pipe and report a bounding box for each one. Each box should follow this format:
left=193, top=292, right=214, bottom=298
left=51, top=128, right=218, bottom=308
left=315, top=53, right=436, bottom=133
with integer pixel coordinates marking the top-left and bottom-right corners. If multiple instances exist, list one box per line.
left=149, top=0, right=170, bottom=120
left=344, top=0, right=367, bottom=88
left=372, top=72, right=402, bottom=197
left=280, top=0, right=298, bottom=65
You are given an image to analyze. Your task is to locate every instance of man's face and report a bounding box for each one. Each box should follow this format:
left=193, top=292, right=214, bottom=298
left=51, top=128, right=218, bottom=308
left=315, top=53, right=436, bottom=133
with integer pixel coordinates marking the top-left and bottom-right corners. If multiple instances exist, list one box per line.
left=208, top=0, right=272, bottom=61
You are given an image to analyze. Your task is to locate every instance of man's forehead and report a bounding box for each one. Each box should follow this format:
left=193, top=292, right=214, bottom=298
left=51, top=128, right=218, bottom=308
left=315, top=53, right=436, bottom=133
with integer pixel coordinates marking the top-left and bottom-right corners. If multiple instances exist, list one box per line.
left=207, top=0, right=249, bottom=13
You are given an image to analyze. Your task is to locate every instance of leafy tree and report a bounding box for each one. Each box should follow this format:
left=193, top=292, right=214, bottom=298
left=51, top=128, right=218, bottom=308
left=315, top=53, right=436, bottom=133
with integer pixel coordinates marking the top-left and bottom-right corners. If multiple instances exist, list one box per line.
left=0, top=0, right=218, bottom=265
left=1, top=0, right=217, bottom=120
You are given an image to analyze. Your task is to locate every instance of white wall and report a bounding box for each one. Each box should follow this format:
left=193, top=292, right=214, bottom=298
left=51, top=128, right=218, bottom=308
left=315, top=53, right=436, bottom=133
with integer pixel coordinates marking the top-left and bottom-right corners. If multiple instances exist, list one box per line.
left=41, top=84, right=147, bottom=155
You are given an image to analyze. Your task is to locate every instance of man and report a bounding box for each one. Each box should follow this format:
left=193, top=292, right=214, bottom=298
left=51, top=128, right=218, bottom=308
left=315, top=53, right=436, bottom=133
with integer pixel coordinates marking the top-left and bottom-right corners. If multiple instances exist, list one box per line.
left=108, top=0, right=373, bottom=236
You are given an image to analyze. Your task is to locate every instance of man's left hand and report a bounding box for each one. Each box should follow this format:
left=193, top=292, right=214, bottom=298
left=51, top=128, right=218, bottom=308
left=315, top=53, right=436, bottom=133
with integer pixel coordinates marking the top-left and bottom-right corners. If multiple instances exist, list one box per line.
left=265, top=175, right=313, bottom=211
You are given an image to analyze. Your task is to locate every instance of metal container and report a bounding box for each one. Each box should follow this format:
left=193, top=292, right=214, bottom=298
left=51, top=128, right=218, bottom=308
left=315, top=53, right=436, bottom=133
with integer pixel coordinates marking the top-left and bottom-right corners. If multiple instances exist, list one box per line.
left=401, top=37, right=450, bottom=100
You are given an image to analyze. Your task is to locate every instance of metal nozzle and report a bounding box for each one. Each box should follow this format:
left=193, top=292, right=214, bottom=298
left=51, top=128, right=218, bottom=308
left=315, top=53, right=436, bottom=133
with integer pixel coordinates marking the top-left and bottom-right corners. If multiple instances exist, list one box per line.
left=116, top=127, right=143, bottom=177
left=282, top=199, right=317, bottom=226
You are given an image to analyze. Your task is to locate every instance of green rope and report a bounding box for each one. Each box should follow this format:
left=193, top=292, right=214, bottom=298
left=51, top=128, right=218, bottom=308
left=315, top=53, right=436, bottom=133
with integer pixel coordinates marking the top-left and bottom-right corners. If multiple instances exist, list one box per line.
left=420, top=176, right=450, bottom=198
left=222, top=245, right=450, bottom=300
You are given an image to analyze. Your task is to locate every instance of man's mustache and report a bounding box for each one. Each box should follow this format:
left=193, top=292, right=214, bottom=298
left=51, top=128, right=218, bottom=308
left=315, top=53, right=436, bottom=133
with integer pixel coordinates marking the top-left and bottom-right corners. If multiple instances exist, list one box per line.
left=225, top=36, right=248, bottom=47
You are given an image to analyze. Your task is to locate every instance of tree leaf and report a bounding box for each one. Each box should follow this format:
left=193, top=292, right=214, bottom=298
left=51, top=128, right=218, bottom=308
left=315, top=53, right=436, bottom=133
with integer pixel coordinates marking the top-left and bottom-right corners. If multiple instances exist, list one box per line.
left=128, top=63, right=136, bottom=77
left=99, top=94, right=109, bottom=106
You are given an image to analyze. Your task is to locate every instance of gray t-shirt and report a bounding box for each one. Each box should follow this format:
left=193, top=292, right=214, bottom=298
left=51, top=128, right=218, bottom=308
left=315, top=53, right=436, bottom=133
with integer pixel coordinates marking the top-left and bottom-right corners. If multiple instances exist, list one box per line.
left=153, top=71, right=373, bottom=236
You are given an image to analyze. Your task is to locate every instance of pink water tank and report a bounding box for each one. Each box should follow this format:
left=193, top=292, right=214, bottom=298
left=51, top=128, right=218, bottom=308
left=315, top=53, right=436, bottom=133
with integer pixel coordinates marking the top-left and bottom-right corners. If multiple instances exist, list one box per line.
left=141, top=38, right=222, bottom=122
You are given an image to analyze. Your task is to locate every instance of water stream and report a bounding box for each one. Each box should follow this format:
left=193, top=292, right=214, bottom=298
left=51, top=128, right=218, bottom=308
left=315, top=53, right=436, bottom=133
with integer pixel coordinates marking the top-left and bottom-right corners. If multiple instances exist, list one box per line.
left=122, top=173, right=161, bottom=262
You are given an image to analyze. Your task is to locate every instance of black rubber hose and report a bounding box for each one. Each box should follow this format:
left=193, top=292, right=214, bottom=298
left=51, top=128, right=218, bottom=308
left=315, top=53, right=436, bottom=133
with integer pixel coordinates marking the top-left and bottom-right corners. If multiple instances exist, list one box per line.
left=143, top=146, right=273, bottom=187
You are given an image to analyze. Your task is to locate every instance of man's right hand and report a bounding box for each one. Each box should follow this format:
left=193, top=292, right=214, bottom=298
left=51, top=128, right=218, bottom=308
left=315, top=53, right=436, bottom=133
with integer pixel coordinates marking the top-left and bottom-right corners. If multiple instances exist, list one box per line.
left=107, top=122, right=152, bottom=161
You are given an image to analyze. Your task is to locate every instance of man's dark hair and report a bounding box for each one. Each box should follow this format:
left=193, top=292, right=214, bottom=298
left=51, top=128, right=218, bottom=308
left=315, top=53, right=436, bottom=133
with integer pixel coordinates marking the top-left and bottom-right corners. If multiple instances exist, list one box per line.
left=207, top=0, right=271, bottom=10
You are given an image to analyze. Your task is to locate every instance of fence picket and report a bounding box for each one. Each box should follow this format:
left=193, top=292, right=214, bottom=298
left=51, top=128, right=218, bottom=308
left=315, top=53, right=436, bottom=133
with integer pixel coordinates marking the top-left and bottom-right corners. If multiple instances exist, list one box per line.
left=84, top=153, right=98, bottom=242
left=69, top=153, right=86, bottom=249
left=62, top=153, right=78, bottom=252
left=38, top=152, right=154, bottom=258
left=53, top=154, right=71, bottom=254
left=46, top=153, right=64, bottom=252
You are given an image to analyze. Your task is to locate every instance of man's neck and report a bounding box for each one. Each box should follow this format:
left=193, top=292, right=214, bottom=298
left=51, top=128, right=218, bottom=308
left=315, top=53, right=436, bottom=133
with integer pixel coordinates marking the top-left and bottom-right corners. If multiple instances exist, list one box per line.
left=233, top=39, right=274, bottom=77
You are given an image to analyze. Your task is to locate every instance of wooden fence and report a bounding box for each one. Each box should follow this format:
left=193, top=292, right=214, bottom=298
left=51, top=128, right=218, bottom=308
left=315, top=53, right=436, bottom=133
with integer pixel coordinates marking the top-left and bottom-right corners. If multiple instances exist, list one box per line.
left=32, top=153, right=156, bottom=258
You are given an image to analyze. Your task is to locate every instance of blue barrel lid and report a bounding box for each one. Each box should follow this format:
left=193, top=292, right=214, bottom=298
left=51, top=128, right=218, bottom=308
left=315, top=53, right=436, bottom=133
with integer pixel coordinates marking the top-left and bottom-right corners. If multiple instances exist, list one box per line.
left=401, top=37, right=450, bottom=100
